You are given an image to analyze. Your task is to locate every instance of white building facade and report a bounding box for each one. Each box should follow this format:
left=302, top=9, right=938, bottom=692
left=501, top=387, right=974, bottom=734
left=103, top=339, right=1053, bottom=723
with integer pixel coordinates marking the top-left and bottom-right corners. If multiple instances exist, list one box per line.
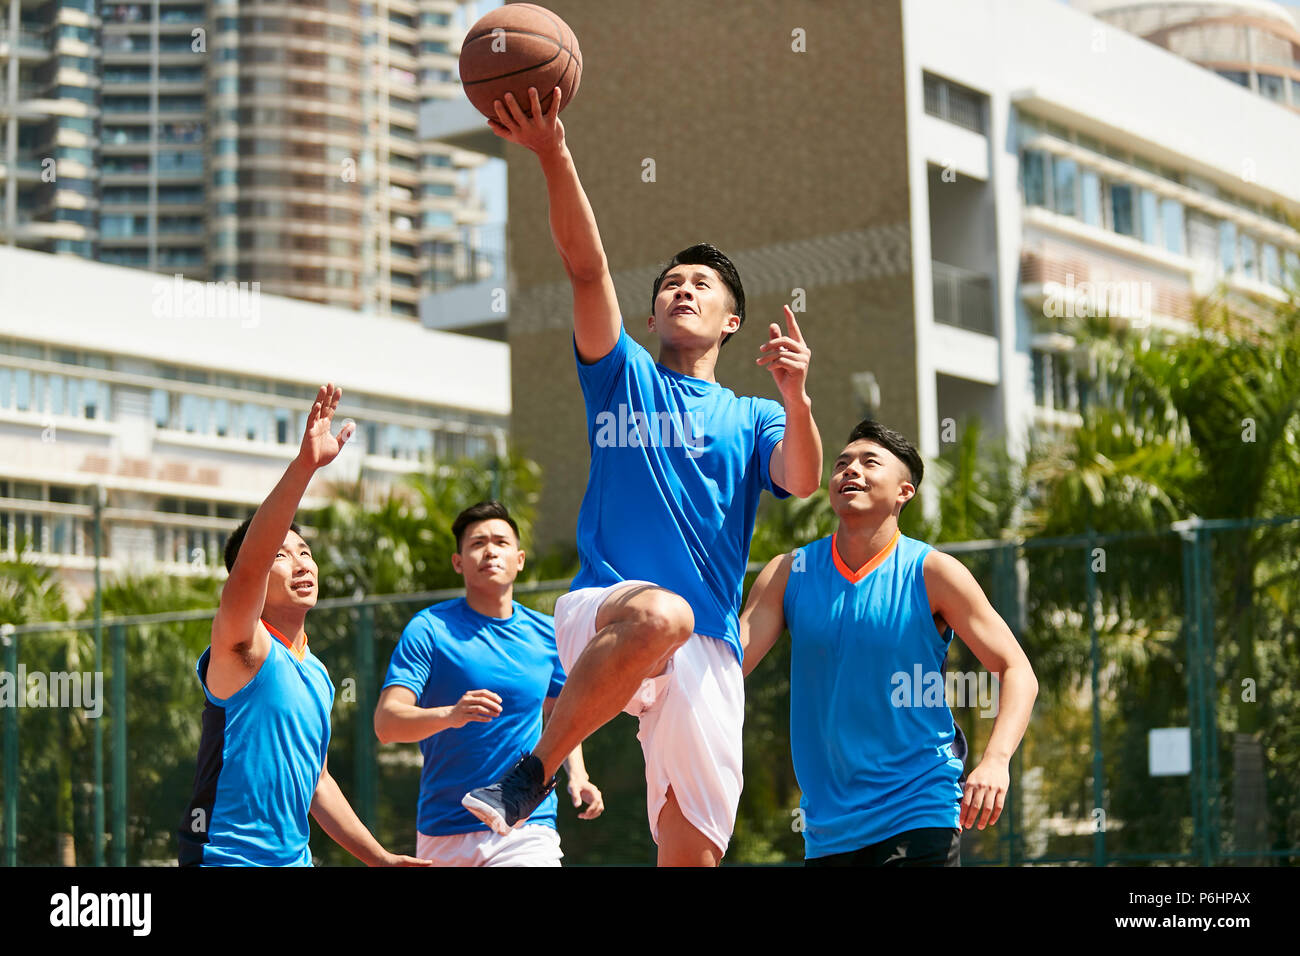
left=902, top=0, right=1300, bottom=459
left=0, top=245, right=509, bottom=603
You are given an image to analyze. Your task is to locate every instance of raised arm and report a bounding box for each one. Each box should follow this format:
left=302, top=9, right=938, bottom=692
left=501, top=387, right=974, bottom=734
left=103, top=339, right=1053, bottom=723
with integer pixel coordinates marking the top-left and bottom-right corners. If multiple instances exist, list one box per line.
left=740, top=553, right=795, bottom=677
left=923, top=550, right=1039, bottom=831
left=759, top=308, right=822, bottom=498
left=211, top=384, right=353, bottom=658
left=489, top=87, right=620, bottom=363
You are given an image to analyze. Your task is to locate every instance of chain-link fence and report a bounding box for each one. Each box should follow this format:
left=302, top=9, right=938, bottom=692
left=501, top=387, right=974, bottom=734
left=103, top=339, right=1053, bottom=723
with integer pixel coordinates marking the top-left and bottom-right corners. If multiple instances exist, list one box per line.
left=3, top=518, right=1298, bottom=866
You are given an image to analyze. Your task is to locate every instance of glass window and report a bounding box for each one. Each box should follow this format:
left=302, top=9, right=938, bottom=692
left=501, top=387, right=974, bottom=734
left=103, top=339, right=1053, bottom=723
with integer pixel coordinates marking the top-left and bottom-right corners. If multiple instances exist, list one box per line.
left=1239, top=234, right=1259, bottom=279
left=1110, top=182, right=1135, bottom=237
left=1052, top=157, right=1077, bottom=217
left=1259, top=74, right=1285, bottom=103
left=1219, top=220, right=1237, bottom=273
left=1080, top=170, right=1102, bottom=227
left=152, top=389, right=171, bottom=427
left=1285, top=250, right=1300, bottom=290
left=1139, top=189, right=1159, bottom=245
left=1262, top=244, right=1282, bottom=287
left=1022, top=151, right=1047, bottom=207
left=1161, top=199, right=1185, bottom=256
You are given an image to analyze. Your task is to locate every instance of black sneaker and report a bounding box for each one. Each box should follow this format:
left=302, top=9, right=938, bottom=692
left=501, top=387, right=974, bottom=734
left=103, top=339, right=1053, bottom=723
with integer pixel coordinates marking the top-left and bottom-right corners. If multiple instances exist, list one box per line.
left=462, top=753, right=556, bottom=835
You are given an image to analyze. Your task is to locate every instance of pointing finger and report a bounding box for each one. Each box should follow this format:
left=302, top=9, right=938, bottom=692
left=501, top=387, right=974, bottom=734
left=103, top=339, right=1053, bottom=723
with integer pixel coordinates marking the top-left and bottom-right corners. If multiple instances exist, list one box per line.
left=785, top=306, right=804, bottom=342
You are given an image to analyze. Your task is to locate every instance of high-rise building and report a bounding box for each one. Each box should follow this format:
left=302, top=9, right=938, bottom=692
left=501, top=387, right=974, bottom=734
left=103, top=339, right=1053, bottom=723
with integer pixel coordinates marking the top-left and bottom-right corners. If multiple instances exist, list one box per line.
left=2, top=0, right=497, bottom=322
left=1074, top=1, right=1300, bottom=111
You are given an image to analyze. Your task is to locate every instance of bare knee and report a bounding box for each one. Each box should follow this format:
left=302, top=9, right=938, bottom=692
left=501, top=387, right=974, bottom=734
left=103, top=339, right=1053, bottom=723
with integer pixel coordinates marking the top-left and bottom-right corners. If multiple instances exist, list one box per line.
left=611, top=587, right=693, bottom=657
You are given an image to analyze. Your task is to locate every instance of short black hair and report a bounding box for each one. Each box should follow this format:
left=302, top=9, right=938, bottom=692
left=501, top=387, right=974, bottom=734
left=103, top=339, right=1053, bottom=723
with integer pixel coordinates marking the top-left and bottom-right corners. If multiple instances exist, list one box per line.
left=224, top=517, right=304, bottom=573
left=844, top=419, right=924, bottom=503
left=451, top=500, right=519, bottom=552
left=651, top=243, right=746, bottom=347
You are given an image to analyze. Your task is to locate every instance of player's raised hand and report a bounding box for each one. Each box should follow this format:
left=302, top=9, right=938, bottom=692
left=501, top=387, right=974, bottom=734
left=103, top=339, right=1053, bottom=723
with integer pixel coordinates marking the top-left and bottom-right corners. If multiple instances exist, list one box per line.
left=567, top=776, right=604, bottom=821
left=756, top=306, right=812, bottom=404
left=488, top=87, right=565, bottom=156
left=447, top=689, right=503, bottom=728
left=960, top=756, right=1010, bottom=830
left=298, top=384, right=354, bottom=471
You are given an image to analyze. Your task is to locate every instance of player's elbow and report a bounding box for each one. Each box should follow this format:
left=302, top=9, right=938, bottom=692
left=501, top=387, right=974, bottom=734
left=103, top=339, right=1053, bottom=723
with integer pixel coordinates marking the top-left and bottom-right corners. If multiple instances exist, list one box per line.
left=373, top=708, right=396, bottom=745
left=563, top=251, right=608, bottom=285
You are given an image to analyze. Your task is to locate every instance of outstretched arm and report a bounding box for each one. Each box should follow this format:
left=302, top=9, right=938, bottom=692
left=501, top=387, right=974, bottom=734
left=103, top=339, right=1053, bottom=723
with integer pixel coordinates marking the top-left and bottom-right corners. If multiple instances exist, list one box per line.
left=489, top=87, right=620, bottom=363
left=310, top=759, right=431, bottom=866
left=211, top=384, right=354, bottom=658
left=761, top=308, right=822, bottom=498
left=923, top=550, right=1039, bottom=831
left=740, top=553, right=796, bottom=677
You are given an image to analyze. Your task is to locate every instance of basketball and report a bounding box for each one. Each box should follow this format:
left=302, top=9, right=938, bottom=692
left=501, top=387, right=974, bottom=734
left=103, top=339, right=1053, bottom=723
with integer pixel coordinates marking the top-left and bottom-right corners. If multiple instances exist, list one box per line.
left=459, top=3, right=583, bottom=119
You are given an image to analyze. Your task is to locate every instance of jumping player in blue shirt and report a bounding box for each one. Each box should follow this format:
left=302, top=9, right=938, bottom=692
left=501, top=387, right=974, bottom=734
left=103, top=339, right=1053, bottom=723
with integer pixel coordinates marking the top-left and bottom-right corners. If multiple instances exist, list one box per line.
left=375, top=501, right=604, bottom=866
left=740, top=420, right=1038, bottom=865
left=463, top=88, right=824, bottom=866
left=178, top=384, right=429, bottom=867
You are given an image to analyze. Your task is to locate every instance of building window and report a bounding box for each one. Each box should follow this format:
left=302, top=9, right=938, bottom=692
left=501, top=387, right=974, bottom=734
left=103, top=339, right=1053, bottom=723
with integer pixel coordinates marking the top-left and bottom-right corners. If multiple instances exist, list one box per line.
left=1080, top=170, right=1102, bottom=228
left=1052, top=157, right=1077, bottom=217
left=1219, top=221, right=1237, bottom=274
left=1261, top=243, right=1282, bottom=287
left=1161, top=199, right=1185, bottom=256
left=1109, top=182, right=1135, bottom=237
left=1239, top=234, right=1259, bottom=279
left=1022, top=151, right=1047, bottom=208
left=922, top=72, right=987, bottom=134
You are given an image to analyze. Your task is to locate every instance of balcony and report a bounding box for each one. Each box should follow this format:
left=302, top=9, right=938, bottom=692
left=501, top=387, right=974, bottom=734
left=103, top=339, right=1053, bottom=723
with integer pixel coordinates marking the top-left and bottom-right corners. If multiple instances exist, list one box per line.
left=420, top=225, right=508, bottom=336
left=932, top=260, right=994, bottom=334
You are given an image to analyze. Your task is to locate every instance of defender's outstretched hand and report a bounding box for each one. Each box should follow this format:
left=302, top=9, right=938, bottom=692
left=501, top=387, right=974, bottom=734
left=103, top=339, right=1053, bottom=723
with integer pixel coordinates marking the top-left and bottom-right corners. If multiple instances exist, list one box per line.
left=488, top=87, right=565, bottom=156
left=756, top=306, right=812, bottom=405
left=299, top=383, right=354, bottom=471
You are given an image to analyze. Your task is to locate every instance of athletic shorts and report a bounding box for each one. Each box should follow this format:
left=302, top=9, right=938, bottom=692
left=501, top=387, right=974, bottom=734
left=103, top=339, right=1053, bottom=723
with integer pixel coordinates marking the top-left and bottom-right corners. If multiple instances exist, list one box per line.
left=415, top=824, right=562, bottom=867
left=804, top=827, right=962, bottom=867
left=554, top=581, right=744, bottom=856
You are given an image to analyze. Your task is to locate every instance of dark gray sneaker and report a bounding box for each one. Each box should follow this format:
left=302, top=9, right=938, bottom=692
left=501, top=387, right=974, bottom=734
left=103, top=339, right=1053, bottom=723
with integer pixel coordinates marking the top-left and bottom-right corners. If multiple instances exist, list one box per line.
left=462, top=753, right=556, bottom=835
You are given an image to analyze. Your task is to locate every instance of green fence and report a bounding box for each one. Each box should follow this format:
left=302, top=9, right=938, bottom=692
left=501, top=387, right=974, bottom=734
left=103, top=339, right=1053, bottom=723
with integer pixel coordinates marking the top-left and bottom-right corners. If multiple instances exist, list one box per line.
left=2, top=518, right=1298, bottom=866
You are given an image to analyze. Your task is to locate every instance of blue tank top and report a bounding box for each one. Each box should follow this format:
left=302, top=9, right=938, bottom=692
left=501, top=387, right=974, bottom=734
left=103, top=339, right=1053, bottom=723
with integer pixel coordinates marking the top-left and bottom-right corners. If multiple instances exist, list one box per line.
left=178, top=623, right=334, bottom=866
left=784, top=532, right=965, bottom=859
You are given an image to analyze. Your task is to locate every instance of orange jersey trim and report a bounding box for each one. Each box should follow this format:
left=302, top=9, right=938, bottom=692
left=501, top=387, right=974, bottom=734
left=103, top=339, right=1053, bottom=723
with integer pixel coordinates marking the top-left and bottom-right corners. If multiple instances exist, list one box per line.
left=262, top=619, right=307, bottom=661
left=830, top=528, right=901, bottom=584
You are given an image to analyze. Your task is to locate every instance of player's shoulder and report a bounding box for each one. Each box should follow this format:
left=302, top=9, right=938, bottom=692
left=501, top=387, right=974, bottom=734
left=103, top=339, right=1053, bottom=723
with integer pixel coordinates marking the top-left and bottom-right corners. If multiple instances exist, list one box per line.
left=405, top=598, right=467, bottom=633
left=511, top=601, right=556, bottom=632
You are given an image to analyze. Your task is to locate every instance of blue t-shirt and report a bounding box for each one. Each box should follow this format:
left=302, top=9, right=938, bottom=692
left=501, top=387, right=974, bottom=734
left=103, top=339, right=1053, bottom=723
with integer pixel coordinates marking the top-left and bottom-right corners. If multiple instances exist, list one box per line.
left=179, top=632, right=334, bottom=866
left=382, top=598, right=566, bottom=837
left=572, top=328, right=788, bottom=663
left=784, top=533, right=965, bottom=859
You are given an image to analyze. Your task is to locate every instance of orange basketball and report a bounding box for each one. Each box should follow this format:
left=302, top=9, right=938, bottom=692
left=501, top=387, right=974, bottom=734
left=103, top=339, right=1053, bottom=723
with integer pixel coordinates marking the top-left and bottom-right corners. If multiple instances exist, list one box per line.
left=459, top=3, right=583, bottom=119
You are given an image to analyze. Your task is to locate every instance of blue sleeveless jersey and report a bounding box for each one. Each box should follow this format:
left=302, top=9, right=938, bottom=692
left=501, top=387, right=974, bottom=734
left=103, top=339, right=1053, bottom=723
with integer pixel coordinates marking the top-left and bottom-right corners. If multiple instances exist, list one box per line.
left=784, top=532, right=964, bottom=859
left=178, top=629, right=334, bottom=866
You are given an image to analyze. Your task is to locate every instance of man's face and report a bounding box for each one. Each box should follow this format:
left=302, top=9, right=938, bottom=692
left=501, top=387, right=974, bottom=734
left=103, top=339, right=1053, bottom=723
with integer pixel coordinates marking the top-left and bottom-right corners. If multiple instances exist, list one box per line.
left=650, top=264, right=740, bottom=350
left=452, top=518, right=524, bottom=589
left=263, top=530, right=318, bottom=614
left=829, top=439, right=915, bottom=519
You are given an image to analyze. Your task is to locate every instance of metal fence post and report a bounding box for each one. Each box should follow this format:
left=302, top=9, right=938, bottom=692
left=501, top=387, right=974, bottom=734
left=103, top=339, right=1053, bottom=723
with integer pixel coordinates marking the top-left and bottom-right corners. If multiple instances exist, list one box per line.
left=2, top=623, right=17, bottom=866
left=1086, top=532, right=1106, bottom=866
left=93, top=485, right=105, bottom=867
left=354, top=604, right=377, bottom=829
left=111, top=623, right=127, bottom=866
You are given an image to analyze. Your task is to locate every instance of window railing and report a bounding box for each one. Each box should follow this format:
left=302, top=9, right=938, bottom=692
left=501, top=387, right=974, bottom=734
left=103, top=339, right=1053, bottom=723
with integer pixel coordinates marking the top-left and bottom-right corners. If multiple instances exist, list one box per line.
left=932, top=261, right=995, bottom=335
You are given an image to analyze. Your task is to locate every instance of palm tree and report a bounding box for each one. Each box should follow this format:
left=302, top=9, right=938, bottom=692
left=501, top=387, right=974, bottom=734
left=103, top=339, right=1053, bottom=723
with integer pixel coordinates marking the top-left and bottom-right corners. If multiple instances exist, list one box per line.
left=1029, top=287, right=1300, bottom=860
